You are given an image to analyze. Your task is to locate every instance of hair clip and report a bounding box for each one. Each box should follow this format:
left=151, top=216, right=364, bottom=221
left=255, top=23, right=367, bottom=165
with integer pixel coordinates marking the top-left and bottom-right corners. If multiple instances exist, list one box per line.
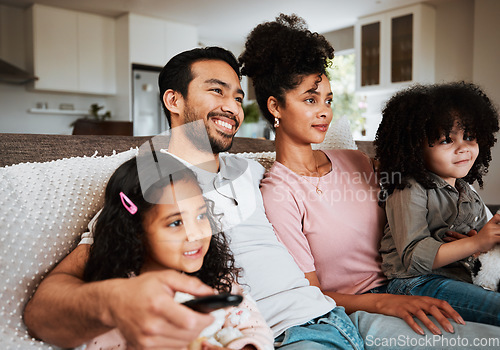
left=120, top=192, right=137, bottom=215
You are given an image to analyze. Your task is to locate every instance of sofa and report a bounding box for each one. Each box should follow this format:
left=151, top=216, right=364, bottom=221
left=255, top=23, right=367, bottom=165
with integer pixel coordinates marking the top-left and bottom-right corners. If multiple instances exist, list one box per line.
left=0, top=117, right=371, bottom=349
left=4, top=123, right=500, bottom=349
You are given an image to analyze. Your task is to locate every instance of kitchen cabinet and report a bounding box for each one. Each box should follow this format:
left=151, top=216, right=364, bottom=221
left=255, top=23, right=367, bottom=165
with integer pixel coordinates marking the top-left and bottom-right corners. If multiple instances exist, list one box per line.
left=355, top=4, right=435, bottom=92
left=128, top=14, right=198, bottom=67
left=27, top=4, right=115, bottom=94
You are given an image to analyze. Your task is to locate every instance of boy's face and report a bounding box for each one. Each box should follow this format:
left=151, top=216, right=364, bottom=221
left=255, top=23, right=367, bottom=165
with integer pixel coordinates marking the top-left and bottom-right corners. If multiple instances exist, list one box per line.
left=423, top=121, right=479, bottom=187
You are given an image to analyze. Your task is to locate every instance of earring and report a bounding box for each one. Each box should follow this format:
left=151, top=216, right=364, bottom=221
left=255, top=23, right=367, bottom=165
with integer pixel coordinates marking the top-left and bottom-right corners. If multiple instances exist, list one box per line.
left=274, top=117, right=280, bottom=128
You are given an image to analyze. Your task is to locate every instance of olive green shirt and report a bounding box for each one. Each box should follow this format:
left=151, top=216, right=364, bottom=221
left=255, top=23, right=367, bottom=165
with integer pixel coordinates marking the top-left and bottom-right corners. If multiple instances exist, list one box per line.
left=380, top=172, right=487, bottom=283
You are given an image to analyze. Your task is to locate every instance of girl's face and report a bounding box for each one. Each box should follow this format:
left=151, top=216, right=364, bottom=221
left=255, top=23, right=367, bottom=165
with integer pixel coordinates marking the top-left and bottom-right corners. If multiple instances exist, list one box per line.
left=423, top=120, right=479, bottom=187
left=274, top=73, right=333, bottom=145
left=142, top=179, right=212, bottom=274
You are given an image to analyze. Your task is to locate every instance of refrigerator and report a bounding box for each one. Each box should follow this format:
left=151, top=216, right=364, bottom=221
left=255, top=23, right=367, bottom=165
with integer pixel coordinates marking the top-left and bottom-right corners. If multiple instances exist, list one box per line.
left=132, top=65, right=166, bottom=136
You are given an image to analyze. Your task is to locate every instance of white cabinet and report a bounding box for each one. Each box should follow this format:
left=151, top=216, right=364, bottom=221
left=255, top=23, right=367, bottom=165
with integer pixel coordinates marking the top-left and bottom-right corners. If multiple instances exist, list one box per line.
left=355, top=4, right=436, bottom=92
left=129, top=13, right=198, bottom=67
left=78, top=13, right=116, bottom=94
left=27, top=4, right=115, bottom=94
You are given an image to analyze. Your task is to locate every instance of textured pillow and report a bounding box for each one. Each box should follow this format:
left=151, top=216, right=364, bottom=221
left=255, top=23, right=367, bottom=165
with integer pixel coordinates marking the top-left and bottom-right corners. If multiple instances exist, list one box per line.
left=0, top=149, right=137, bottom=350
left=312, top=115, right=358, bottom=151
left=230, top=151, right=276, bottom=172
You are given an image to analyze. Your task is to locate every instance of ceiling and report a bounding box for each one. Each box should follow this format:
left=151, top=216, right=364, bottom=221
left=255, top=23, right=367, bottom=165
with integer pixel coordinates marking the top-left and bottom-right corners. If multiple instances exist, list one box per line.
left=0, top=0, right=437, bottom=48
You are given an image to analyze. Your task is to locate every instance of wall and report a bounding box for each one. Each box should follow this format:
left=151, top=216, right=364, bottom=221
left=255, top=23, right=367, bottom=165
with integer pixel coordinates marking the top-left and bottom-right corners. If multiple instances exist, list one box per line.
left=322, top=26, right=354, bottom=53
left=0, top=84, right=107, bottom=134
left=433, top=0, right=474, bottom=82
left=473, top=0, right=500, bottom=205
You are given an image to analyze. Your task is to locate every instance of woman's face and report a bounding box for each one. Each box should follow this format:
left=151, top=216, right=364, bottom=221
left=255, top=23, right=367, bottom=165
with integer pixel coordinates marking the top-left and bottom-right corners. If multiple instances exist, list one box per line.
left=142, top=179, right=212, bottom=274
left=275, top=73, right=333, bottom=145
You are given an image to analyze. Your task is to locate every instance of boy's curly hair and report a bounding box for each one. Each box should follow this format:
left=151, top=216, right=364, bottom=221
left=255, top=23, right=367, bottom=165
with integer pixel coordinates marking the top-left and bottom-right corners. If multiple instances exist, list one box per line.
left=375, top=82, right=499, bottom=197
left=83, top=153, right=240, bottom=293
left=239, top=13, right=334, bottom=128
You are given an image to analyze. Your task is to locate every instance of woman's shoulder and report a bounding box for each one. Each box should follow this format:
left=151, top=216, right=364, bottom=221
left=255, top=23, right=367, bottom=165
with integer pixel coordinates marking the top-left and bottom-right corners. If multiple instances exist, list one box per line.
left=261, top=162, right=294, bottom=187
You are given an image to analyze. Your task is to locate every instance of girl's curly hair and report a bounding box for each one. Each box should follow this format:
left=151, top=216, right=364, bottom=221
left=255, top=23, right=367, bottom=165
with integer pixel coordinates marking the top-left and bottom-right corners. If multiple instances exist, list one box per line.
left=239, top=13, right=334, bottom=128
left=83, top=153, right=240, bottom=293
left=375, top=81, right=499, bottom=198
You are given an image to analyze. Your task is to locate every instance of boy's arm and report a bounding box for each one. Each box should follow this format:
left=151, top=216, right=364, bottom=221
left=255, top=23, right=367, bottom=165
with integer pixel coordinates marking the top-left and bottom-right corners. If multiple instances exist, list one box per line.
left=433, top=213, right=500, bottom=268
left=385, top=185, right=443, bottom=275
left=24, top=244, right=215, bottom=349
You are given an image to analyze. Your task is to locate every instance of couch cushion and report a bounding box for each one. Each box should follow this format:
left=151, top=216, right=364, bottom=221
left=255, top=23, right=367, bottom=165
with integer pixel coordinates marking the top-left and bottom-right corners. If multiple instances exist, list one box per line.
left=0, top=148, right=137, bottom=349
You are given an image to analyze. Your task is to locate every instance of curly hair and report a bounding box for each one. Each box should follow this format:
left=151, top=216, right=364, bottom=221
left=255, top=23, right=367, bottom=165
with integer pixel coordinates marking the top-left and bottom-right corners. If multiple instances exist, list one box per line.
left=83, top=153, right=240, bottom=293
left=375, top=81, right=499, bottom=198
left=239, top=13, right=334, bottom=128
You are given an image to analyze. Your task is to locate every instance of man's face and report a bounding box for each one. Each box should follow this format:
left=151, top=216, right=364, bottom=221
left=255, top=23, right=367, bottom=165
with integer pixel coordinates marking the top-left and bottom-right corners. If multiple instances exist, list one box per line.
left=179, top=60, right=245, bottom=153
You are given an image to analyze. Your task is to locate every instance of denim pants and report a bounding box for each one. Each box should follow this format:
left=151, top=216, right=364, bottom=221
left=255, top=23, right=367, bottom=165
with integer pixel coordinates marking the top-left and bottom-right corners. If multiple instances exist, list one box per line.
left=275, top=306, right=364, bottom=350
left=382, top=274, right=500, bottom=326
left=349, top=310, right=500, bottom=350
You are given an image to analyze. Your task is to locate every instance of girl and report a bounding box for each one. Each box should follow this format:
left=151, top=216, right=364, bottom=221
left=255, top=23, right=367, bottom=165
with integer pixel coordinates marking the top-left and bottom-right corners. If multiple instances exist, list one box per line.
left=83, top=152, right=273, bottom=350
left=375, top=82, right=500, bottom=326
left=241, top=13, right=500, bottom=342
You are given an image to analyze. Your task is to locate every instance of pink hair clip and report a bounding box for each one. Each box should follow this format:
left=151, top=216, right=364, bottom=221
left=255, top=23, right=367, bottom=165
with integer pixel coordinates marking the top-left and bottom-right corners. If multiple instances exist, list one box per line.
left=120, top=192, right=137, bottom=215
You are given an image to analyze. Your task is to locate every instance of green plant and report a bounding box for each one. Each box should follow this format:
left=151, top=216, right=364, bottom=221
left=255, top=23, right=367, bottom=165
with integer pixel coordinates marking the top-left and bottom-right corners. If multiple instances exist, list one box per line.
left=88, top=103, right=112, bottom=122
left=242, top=101, right=261, bottom=123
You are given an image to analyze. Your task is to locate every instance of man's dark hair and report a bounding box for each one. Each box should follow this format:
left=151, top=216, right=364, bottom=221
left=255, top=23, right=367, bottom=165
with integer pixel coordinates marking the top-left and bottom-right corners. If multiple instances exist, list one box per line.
left=158, top=47, right=241, bottom=127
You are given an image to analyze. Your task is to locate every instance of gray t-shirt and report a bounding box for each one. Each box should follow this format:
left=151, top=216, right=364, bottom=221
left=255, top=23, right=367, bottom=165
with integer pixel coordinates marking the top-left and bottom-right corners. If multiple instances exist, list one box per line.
left=82, top=152, right=336, bottom=337
left=380, top=172, right=488, bottom=283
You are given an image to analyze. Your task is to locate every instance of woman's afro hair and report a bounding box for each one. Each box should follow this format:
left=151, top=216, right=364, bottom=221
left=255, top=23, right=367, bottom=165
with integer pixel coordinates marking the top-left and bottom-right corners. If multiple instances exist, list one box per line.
left=239, top=13, right=334, bottom=127
left=375, top=81, right=499, bottom=197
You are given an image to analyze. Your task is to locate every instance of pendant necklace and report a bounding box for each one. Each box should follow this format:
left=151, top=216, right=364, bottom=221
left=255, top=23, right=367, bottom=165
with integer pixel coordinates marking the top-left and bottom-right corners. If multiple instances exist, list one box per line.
left=299, top=155, right=323, bottom=195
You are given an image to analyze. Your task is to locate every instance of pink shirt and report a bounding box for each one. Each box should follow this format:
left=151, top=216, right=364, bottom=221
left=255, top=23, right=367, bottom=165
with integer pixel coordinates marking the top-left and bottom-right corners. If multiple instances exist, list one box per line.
left=260, top=149, right=387, bottom=295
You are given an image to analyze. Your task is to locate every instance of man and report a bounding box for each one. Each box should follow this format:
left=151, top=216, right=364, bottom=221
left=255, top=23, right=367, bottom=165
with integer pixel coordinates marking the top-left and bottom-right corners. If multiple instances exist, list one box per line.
left=24, top=47, right=500, bottom=350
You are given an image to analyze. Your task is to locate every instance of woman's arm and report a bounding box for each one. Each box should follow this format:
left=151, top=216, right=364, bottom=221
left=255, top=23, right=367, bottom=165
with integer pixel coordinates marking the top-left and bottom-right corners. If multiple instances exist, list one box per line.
left=304, top=271, right=464, bottom=336
left=23, top=244, right=216, bottom=349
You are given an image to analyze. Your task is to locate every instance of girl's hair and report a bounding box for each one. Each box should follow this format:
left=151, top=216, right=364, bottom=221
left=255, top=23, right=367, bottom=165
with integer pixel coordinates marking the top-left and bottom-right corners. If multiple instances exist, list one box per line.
left=375, top=81, right=499, bottom=197
left=239, top=13, right=334, bottom=128
left=83, top=153, right=239, bottom=293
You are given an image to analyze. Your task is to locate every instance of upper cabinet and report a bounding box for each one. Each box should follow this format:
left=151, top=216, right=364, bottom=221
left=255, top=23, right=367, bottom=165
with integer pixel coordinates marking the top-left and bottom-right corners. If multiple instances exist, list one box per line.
left=355, top=4, right=436, bottom=92
left=26, top=4, right=116, bottom=95
left=128, top=14, right=198, bottom=67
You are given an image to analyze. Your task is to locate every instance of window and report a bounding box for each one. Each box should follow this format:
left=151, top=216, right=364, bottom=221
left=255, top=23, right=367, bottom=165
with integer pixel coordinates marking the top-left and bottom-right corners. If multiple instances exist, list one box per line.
left=327, top=51, right=367, bottom=138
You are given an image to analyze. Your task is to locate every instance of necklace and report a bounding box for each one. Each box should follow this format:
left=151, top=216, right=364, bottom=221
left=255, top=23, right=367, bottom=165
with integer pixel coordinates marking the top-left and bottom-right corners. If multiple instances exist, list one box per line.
left=298, top=155, right=323, bottom=195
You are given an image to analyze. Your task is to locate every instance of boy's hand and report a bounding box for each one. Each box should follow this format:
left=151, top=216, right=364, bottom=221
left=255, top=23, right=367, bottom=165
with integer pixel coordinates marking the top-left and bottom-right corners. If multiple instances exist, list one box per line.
left=473, top=213, right=500, bottom=253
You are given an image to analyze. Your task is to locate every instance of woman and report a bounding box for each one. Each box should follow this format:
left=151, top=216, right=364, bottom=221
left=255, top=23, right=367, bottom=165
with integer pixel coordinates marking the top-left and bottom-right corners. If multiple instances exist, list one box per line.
left=239, top=13, right=500, bottom=340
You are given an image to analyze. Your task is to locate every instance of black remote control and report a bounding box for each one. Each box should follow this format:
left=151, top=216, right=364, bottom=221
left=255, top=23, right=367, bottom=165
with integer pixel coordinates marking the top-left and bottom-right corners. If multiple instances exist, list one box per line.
left=182, top=293, right=243, bottom=313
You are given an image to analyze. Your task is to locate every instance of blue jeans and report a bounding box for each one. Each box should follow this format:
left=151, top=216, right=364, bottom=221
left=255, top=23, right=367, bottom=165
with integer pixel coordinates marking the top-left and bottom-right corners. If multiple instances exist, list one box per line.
left=275, top=306, right=364, bottom=349
left=383, top=274, right=500, bottom=326
left=350, top=310, right=500, bottom=350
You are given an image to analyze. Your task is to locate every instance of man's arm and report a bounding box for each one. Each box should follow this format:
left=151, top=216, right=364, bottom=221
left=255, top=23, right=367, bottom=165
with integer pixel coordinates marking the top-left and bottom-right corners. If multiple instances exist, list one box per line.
left=24, top=244, right=216, bottom=349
